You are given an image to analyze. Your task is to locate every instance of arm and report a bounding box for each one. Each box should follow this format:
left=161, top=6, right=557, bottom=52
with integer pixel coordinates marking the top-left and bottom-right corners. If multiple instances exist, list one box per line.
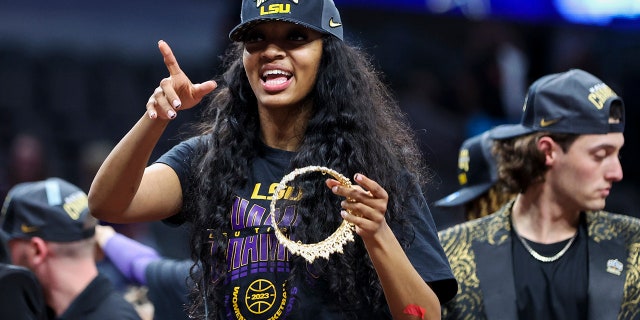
left=95, top=225, right=160, bottom=285
left=327, top=174, right=441, bottom=320
left=88, top=40, right=216, bottom=223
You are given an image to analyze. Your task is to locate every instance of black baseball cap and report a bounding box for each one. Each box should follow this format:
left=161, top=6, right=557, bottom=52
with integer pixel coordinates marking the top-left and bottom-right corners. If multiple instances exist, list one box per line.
left=229, top=0, right=344, bottom=42
left=434, top=130, right=497, bottom=207
left=491, top=69, right=625, bottom=140
left=1, top=178, right=97, bottom=242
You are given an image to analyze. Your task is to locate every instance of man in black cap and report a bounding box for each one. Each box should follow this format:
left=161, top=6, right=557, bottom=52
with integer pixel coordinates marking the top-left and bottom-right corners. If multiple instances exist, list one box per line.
left=1, top=177, right=141, bottom=319
left=433, top=128, right=515, bottom=222
left=439, top=69, right=640, bottom=319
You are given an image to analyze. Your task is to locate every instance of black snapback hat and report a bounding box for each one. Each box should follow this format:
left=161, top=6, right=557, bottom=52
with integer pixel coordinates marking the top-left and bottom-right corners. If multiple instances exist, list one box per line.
left=491, top=69, right=625, bottom=140
left=229, top=0, right=344, bottom=42
left=1, top=178, right=97, bottom=242
left=434, top=130, right=497, bottom=207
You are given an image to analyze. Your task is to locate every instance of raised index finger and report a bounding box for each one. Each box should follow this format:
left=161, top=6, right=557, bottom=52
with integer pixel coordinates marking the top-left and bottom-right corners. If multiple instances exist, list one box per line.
left=158, top=40, right=182, bottom=76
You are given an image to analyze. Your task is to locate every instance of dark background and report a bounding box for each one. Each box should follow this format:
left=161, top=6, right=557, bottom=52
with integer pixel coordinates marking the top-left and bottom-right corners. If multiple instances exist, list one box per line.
left=1, top=0, right=639, bottom=258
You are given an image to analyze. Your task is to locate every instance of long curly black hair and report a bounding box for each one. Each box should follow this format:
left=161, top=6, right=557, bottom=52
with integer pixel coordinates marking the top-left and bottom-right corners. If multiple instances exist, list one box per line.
left=184, top=36, right=428, bottom=318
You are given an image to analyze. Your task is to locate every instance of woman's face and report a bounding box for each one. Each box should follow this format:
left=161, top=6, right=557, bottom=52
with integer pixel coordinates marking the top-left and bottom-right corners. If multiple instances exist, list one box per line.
left=242, top=21, right=324, bottom=111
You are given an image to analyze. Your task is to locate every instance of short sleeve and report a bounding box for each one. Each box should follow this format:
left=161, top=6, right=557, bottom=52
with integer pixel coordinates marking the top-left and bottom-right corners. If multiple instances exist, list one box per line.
left=155, top=136, right=203, bottom=191
left=395, top=182, right=458, bottom=303
left=154, top=136, right=203, bottom=225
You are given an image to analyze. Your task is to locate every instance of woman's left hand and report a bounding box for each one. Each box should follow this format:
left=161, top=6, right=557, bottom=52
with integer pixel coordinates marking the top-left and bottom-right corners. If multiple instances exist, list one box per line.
left=326, top=173, right=390, bottom=240
left=328, top=173, right=441, bottom=320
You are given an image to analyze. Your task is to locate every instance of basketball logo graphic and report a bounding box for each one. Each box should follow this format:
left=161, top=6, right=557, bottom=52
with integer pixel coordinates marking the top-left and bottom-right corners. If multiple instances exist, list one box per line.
left=245, top=279, right=277, bottom=314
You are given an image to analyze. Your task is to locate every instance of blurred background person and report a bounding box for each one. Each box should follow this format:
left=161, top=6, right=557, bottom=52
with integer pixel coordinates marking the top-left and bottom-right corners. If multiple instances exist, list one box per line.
left=0, top=262, right=47, bottom=320
left=2, top=0, right=640, bottom=233
left=440, top=69, right=640, bottom=319
left=95, top=224, right=192, bottom=320
left=1, top=177, right=141, bottom=319
left=1, top=230, right=47, bottom=320
left=434, top=128, right=516, bottom=225
left=0, top=133, right=49, bottom=201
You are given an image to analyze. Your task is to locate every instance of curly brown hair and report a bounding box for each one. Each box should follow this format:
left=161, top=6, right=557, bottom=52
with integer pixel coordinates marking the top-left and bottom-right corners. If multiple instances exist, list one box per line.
left=493, top=132, right=578, bottom=194
left=463, top=184, right=516, bottom=220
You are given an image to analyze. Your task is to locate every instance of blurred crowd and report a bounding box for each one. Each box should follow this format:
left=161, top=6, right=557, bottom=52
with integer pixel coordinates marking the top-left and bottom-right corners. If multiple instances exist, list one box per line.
left=1, top=2, right=640, bottom=319
left=1, top=5, right=639, bottom=253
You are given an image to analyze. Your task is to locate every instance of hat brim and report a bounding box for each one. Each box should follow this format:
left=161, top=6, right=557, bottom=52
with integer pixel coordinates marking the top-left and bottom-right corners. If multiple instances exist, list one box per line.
left=229, top=18, right=330, bottom=42
left=489, top=124, right=534, bottom=140
left=433, top=182, right=494, bottom=207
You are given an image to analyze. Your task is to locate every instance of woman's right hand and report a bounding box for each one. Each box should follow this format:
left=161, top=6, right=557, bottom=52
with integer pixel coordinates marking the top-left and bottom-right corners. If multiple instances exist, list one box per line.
left=146, top=40, right=218, bottom=120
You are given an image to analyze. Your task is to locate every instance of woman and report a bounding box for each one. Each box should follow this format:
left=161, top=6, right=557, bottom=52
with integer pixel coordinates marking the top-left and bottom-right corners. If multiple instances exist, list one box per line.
left=89, top=0, right=456, bottom=319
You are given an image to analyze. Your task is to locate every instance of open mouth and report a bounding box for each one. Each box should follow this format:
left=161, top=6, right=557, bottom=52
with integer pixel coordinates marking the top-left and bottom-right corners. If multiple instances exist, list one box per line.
left=262, top=69, right=292, bottom=85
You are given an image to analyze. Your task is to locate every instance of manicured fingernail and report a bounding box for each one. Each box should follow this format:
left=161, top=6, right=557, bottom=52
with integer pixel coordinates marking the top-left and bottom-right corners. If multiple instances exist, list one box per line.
left=332, top=186, right=338, bottom=193
left=149, top=111, right=157, bottom=119
left=340, top=210, right=347, bottom=218
left=172, top=99, right=181, bottom=109
left=168, top=110, right=177, bottom=119
left=355, top=174, right=362, bottom=181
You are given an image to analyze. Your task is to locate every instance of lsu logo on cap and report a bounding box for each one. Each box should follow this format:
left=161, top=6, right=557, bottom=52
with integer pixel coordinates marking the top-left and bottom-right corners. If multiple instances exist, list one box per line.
left=256, top=0, right=298, bottom=15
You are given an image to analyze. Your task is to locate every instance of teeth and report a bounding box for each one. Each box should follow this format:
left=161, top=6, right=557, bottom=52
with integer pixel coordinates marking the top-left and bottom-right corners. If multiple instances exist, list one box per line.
left=265, top=77, right=288, bottom=85
left=263, top=69, right=291, bottom=77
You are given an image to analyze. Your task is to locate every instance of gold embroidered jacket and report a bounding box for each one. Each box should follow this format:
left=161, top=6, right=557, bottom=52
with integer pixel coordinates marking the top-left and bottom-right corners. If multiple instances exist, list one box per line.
left=439, top=201, right=640, bottom=320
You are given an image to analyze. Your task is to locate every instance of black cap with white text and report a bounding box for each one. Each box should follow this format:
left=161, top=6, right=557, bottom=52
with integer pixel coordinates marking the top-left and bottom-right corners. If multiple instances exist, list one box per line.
left=491, top=69, right=625, bottom=140
left=1, top=178, right=97, bottom=242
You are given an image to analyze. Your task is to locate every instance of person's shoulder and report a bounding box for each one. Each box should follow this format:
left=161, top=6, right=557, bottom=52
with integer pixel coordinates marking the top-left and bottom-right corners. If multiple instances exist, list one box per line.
left=438, top=206, right=513, bottom=254
left=89, top=289, right=142, bottom=320
left=438, top=210, right=502, bottom=237
left=185, top=134, right=208, bottom=144
left=176, top=134, right=208, bottom=150
left=589, top=210, right=640, bottom=226
left=0, top=264, right=41, bottom=293
left=104, top=292, right=143, bottom=319
left=69, top=274, right=141, bottom=319
left=0, top=262, right=29, bottom=273
left=0, top=264, right=46, bottom=319
left=156, top=135, right=208, bottom=168
left=587, top=211, right=640, bottom=241
left=0, top=263, right=38, bottom=283
left=145, top=258, right=192, bottom=288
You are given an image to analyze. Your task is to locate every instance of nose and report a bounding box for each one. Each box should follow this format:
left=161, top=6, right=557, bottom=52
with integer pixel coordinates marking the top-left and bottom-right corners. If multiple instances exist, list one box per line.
left=261, top=42, right=285, bottom=60
left=605, top=157, right=624, bottom=182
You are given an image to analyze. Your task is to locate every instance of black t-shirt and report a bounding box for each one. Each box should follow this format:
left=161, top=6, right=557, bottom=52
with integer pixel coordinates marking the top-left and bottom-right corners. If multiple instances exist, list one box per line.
left=52, top=273, right=141, bottom=320
left=0, top=264, right=46, bottom=320
left=145, top=259, right=193, bottom=320
left=513, top=214, right=588, bottom=320
left=156, top=136, right=456, bottom=319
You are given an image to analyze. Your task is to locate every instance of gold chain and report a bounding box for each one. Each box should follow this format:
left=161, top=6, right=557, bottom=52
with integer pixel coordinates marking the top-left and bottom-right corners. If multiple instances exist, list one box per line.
left=512, top=218, right=578, bottom=263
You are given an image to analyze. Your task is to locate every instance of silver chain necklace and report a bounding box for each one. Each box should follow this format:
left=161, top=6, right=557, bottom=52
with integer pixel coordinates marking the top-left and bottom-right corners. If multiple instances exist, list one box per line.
left=512, top=219, right=578, bottom=263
